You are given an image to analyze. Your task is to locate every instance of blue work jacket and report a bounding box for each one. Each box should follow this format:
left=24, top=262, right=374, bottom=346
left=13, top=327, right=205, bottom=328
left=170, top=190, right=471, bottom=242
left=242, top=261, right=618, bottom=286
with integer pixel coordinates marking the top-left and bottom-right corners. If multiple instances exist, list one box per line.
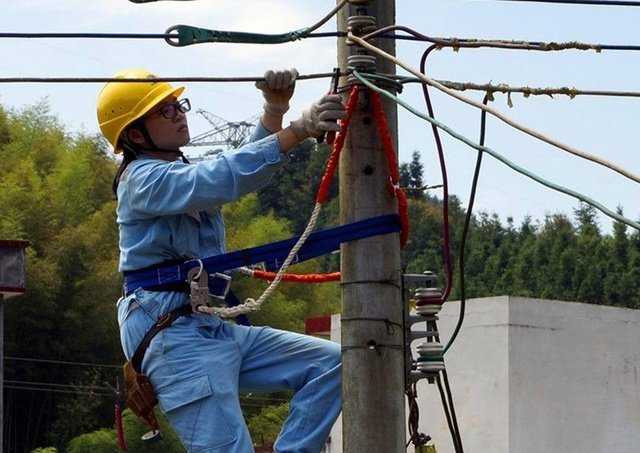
left=116, top=121, right=289, bottom=273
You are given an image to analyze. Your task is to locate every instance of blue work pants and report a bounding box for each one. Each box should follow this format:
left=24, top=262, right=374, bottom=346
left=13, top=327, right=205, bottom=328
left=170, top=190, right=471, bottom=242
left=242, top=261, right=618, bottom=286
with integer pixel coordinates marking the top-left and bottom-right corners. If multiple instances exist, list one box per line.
left=118, top=289, right=342, bottom=453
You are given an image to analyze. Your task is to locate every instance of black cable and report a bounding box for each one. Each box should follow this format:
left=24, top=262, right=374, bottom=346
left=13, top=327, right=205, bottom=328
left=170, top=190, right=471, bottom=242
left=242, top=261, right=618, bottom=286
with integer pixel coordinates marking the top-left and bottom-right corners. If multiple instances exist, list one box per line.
left=5, top=379, right=110, bottom=391
left=0, top=31, right=342, bottom=40
left=0, top=72, right=342, bottom=84
left=4, top=355, right=121, bottom=369
left=4, top=385, right=113, bottom=397
left=367, top=26, right=640, bottom=52
left=419, top=94, right=491, bottom=453
left=435, top=374, right=460, bottom=453
left=7, top=26, right=640, bottom=51
left=448, top=95, right=490, bottom=358
left=441, top=369, right=464, bottom=452
left=490, top=0, right=640, bottom=6
left=0, top=32, right=174, bottom=39
left=405, top=382, right=424, bottom=448
left=419, top=44, right=454, bottom=304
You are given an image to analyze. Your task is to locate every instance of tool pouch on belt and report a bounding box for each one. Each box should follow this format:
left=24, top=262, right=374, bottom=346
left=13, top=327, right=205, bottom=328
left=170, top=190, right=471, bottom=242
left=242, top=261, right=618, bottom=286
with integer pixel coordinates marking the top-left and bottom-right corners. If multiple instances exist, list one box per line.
left=122, top=304, right=192, bottom=429
left=123, top=359, right=158, bottom=419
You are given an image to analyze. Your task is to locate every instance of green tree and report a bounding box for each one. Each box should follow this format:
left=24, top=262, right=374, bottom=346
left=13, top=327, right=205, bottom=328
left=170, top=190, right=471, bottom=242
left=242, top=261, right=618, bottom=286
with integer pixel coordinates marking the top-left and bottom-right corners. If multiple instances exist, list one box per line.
left=602, top=208, right=638, bottom=306
left=246, top=403, right=289, bottom=448
left=0, top=104, right=10, bottom=147
left=624, top=228, right=640, bottom=308
left=464, top=212, right=506, bottom=297
left=66, top=409, right=184, bottom=453
left=256, top=141, right=338, bottom=235
left=508, top=216, right=539, bottom=297
left=1, top=101, right=121, bottom=452
left=400, top=150, right=425, bottom=200
left=572, top=206, right=605, bottom=303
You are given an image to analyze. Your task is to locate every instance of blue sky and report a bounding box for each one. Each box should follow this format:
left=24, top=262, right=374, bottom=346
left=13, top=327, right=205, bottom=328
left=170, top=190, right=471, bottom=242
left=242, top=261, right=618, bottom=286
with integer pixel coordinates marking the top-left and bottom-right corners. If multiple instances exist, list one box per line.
left=1, top=0, right=639, bottom=234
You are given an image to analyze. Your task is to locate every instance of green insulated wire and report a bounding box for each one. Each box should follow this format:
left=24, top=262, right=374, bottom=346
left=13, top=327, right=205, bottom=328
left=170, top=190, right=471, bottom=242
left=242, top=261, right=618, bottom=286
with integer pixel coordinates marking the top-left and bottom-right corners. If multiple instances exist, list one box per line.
left=352, top=70, right=640, bottom=232
left=165, top=25, right=310, bottom=47
left=163, top=0, right=350, bottom=46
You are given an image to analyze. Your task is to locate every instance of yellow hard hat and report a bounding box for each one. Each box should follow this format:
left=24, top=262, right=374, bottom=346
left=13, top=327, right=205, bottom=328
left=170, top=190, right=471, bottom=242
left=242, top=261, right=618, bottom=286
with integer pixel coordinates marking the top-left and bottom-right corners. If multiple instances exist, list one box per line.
left=97, top=69, right=185, bottom=153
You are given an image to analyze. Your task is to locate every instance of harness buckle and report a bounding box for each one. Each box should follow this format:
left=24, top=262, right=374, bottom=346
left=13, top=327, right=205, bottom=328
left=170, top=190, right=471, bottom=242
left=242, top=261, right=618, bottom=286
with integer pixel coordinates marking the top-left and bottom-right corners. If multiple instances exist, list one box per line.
left=209, top=272, right=232, bottom=301
left=187, top=261, right=233, bottom=312
left=187, top=264, right=210, bottom=312
left=156, top=313, right=172, bottom=328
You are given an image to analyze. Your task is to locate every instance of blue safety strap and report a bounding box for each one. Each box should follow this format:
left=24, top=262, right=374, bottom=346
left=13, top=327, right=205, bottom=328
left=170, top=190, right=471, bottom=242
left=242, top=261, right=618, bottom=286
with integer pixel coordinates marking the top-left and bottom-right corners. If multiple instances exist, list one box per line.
left=123, top=214, right=401, bottom=295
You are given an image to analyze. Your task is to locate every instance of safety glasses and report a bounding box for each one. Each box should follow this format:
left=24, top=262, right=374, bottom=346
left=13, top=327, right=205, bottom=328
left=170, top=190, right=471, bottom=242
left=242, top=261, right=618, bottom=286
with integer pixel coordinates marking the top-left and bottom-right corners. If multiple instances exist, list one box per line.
left=151, top=98, right=191, bottom=120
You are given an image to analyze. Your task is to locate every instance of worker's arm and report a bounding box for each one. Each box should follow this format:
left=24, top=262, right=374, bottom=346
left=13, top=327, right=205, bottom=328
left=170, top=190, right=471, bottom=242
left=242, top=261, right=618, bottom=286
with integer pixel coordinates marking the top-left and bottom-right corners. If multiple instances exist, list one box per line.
left=277, top=94, right=347, bottom=153
left=255, top=69, right=347, bottom=154
left=256, top=68, right=298, bottom=133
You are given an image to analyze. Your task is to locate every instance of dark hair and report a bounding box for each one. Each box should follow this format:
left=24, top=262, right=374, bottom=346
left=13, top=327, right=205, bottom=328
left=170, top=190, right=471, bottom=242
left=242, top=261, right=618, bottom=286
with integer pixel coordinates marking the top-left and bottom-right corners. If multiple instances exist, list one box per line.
left=111, top=120, right=190, bottom=197
left=111, top=144, right=138, bottom=198
left=111, top=120, right=146, bottom=198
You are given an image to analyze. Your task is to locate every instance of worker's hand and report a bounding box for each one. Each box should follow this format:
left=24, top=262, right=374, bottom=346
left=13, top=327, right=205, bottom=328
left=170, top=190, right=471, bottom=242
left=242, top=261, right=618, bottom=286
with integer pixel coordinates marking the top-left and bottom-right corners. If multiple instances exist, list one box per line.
left=256, top=68, right=299, bottom=116
left=289, top=94, right=347, bottom=141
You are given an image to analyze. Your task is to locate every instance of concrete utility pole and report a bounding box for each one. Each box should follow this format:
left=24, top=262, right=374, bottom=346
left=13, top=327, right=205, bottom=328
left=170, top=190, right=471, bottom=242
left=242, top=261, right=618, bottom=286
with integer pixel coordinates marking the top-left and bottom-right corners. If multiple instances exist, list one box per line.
left=337, top=1, right=404, bottom=452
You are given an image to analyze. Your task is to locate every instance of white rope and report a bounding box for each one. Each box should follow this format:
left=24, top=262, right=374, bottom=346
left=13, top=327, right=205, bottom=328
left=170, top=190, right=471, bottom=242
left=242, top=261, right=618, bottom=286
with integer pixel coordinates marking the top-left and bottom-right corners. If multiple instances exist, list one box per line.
left=235, top=266, right=255, bottom=277
left=198, top=202, right=323, bottom=317
left=348, top=32, right=640, bottom=186
left=306, top=0, right=350, bottom=34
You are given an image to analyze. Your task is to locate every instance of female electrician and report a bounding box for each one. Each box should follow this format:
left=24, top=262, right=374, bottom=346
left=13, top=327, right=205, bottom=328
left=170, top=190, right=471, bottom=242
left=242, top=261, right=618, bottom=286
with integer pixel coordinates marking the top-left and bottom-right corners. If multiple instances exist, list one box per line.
left=97, top=68, right=347, bottom=453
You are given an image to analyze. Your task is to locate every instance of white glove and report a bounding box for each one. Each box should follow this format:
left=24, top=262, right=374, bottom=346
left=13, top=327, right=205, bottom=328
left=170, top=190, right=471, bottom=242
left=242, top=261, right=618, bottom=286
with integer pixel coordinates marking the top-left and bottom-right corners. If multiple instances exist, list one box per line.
left=255, top=68, right=299, bottom=116
left=289, top=94, right=347, bottom=141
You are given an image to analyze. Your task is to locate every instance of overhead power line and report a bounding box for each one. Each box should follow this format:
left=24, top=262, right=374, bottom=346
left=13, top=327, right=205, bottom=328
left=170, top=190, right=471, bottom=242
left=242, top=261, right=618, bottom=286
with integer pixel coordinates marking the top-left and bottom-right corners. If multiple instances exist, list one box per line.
left=4, top=356, right=121, bottom=369
left=0, top=31, right=342, bottom=41
left=0, top=0, right=349, bottom=48
left=427, top=80, right=640, bottom=99
left=348, top=32, right=640, bottom=186
left=489, top=0, right=640, bottom=6
left=0, top=72, right=341, bottom=84
left=366, top=26, right=640, bottom=52
left=4, top=385, right=112, bottom=397
left=0, top=32, right=172, bottom=40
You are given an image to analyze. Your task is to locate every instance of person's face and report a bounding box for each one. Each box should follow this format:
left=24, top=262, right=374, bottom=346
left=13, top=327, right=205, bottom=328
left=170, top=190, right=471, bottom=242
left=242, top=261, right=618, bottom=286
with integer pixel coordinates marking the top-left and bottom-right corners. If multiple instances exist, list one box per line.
left=142, top=95, right=191, bottom=149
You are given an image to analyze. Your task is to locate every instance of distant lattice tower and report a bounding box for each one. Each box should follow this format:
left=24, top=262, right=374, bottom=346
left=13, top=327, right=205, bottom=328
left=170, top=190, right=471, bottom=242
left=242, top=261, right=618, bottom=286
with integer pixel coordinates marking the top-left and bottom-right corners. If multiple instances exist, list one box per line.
left=189, top=109, right=259, bottom=150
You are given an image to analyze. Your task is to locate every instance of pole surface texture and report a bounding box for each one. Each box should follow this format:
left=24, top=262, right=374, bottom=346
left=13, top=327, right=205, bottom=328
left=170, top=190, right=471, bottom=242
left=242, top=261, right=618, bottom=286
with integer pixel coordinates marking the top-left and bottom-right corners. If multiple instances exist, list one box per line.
left=338, top=1, right=404, bottom=451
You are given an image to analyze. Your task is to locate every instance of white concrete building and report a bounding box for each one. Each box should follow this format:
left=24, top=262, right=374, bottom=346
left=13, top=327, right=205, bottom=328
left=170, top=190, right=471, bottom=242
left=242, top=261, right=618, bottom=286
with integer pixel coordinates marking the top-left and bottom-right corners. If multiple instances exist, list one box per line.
left=306, top=296, right=640, bottom=453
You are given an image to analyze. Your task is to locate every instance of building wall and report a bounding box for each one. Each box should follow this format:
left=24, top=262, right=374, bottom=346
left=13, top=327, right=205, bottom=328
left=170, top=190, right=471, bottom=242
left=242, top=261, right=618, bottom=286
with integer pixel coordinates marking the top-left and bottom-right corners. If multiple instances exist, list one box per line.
left=416, top=296, right=640, bottom=453
left=319, top=296, right=640, bottom=453
left=507, top=297, right=640, bottom=453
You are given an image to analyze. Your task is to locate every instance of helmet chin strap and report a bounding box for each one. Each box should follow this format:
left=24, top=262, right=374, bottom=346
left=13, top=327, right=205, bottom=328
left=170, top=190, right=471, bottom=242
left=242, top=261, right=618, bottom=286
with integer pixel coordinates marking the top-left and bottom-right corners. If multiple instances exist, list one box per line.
left=134, top=122, right=190, bottom=163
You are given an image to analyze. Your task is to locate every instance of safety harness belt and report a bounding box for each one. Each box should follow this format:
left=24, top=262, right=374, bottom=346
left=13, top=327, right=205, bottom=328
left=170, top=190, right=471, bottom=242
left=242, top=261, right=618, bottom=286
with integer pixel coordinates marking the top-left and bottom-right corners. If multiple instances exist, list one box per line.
left=123, top=214, right=401, bottom=295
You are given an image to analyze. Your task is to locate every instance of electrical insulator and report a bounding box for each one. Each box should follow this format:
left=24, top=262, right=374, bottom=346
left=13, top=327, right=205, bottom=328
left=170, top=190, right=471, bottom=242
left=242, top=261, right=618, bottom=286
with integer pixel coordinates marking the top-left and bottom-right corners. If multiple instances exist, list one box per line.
left=347, top=14, right=377, bottom=37
left=346, top=54, right=376, bottom=71
left=404, top=271, right=445, bottom=383
left=416, top=341, right=445, bottom=374
left=414, top=287, right=442, bottom=316
left=346, top=54, right=377, bottom=87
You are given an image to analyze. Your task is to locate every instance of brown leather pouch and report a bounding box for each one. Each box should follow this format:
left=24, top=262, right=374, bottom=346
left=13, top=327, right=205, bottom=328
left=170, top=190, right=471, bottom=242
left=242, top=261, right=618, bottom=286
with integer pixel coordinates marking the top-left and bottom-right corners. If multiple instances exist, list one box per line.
left=123, top=360, right=158, bottom=417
